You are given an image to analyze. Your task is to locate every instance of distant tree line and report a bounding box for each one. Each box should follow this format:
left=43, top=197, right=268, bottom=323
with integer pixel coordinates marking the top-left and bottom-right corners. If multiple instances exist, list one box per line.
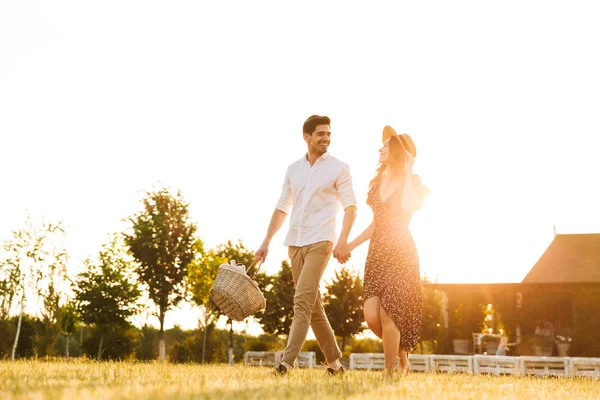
left=2, top=187, right=407, bottom=363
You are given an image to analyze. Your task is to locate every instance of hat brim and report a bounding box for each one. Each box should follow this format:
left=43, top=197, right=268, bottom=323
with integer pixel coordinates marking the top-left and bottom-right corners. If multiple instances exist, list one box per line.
left=382, top=125, right=417, bottom=158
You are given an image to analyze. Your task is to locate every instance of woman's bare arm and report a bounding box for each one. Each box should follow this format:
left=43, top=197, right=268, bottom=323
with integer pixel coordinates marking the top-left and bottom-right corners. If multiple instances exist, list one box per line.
left=348, top=222, right=374, bottom=251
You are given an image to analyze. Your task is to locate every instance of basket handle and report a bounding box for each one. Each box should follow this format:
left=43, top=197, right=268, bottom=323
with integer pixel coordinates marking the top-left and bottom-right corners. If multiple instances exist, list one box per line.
left=246, top=260, right=264, bottom=279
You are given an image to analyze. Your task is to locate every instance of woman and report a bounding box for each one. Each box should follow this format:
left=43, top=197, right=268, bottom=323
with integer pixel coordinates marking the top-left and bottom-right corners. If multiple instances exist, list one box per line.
left=348, top=126, right=429, bottom=376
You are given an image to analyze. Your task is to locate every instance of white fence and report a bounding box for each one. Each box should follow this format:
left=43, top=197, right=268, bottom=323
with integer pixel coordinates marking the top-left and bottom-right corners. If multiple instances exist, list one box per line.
left=570, top=357, right=600, bottom=379
left=244, top=351, right=316, bottom=368
left=243, top=351, right=600, bottom=378
left=349, top=353, right=430, bottom=371
left=348, top=353, right=600, bottom=378
left=519, top=356, right=570, bottom=377
left=473, top=355, right=520, bottom=375
left=430, top=355, right=474, bottom=374
left=244, top=351, right=279, bottom=367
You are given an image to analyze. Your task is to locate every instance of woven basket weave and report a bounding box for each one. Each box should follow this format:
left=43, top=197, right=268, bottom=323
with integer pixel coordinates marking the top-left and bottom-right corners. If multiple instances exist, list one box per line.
left=210, top=261, right=266, bottom=321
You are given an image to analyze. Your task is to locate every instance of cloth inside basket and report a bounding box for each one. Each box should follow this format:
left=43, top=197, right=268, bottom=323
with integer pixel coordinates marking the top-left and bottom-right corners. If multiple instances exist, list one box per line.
left=220, top=260, right=247, bottom=274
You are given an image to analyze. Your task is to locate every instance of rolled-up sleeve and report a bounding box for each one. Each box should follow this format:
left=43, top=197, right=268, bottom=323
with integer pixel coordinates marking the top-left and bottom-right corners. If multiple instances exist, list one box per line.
left=275, top=166, right=293, bottom=214
left=336, top=163, right=357, bottom=210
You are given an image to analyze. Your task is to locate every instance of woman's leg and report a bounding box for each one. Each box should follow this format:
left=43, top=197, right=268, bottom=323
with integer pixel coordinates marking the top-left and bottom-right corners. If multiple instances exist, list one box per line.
left=363, top=297, right=382, bottom=339
left=398, top=347, right=409, bottom=376
left=380, top=306, right=400, bottom=373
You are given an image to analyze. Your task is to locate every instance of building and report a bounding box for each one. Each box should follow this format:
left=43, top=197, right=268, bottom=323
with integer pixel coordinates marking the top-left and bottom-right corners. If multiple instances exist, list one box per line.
left=427, top=233, right=600, bottom=356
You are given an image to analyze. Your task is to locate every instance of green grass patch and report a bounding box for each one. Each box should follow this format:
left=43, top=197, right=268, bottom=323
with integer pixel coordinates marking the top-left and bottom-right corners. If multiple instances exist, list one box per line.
left=0, top=360, right=598, bottom=399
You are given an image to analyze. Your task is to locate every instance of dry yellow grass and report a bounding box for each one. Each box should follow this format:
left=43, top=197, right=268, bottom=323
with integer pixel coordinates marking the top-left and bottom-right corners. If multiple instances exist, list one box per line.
left=0, top=360, right=598, bottom=400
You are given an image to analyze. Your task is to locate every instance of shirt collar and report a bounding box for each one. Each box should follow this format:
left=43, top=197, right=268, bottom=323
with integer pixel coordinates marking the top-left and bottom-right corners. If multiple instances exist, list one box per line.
left=304, top=151, right=330, bottom=162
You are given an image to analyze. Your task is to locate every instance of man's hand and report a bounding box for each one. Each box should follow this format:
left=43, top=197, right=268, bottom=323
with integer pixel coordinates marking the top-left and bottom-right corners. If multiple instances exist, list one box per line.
left=255, top=242, right=269, bottom=263
left=333, top=241, right=351, bottom=264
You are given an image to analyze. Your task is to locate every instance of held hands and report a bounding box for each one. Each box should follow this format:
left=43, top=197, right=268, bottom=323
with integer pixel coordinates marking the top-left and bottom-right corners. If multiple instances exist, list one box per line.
left=333, top=241, right=352, bottom=264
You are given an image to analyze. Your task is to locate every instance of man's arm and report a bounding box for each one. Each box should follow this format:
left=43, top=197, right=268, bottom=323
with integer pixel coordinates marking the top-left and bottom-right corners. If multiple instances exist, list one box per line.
left=255, top=209, right=287, bottom=262
left=334, top=163, right=358, bottom=263
left=255, top=166, right=292, bottom=262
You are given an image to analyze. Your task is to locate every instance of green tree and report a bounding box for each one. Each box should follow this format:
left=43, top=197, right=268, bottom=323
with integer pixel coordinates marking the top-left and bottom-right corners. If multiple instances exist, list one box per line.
left=37, top=262, right=70, bottom=358
left=255, top=260, right=295, bottom=336
left=124, top=187, right=197, bottom=361
left=73, top=234, right=140, bottom=360
left=0, top=215, right=68, bottom=361
left=0, top=253, right=19, bottom=321
left=58, top=302, right=78, bottom=358
left=323, top=265, right=365, bottom=352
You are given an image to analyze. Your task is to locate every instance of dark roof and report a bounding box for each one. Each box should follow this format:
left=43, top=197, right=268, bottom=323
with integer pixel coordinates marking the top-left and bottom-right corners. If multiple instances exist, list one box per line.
left=521, top=233, right=600, bottom=284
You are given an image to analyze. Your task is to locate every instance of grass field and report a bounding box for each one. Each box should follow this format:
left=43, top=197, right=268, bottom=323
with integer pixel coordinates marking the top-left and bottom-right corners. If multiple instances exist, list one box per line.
left=1, top=360, right=598, bottom=400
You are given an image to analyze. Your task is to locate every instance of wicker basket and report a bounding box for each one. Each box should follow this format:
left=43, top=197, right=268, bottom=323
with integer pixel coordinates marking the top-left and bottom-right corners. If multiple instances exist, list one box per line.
left=210, top=261, right=266, bottom=321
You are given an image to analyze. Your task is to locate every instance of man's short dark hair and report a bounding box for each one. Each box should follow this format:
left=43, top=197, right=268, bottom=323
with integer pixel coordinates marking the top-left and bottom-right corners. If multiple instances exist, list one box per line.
left=303, top=115, right=331, bottom=135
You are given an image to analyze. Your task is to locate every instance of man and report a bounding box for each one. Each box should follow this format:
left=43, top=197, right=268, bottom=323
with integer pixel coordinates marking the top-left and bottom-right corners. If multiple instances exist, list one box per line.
left=255, top=114, right=357, bottom=375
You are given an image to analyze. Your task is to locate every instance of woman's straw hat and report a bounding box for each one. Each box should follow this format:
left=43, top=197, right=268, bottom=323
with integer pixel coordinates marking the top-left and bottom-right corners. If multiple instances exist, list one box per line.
left=382, top=125, right=417, bottom=158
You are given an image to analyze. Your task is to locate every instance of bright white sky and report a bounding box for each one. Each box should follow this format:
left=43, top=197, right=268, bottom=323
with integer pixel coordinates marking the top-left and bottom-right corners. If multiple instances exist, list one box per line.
left=2, top=1, right=599, bottom=332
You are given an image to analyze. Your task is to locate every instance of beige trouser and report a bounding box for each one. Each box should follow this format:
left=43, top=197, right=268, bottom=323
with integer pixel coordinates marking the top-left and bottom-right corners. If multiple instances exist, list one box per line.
left=282, top=241, right=342, bottom=366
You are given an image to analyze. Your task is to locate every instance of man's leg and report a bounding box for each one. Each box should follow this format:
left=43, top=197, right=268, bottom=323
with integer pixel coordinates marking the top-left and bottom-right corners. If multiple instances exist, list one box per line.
left=309, top=283, right=342, bottom=364
left=282, top=241, right=334, bottom=367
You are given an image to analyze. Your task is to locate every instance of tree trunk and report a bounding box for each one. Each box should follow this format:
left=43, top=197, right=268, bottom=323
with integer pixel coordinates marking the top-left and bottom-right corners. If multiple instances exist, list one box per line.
left=202, top=314, right=209, bottom=364
left=341, top=336, right=347, bottom=354
left=11, top=294, right=25, bottom=361
left=419, top=339, right=424, bottom=354
left=79, top=325, right=84, bottom=356
left=228, top=319, right=234, bottom=365
left=97, top=332, right=104, bottom=361
left=66, top=335, right=70, bottom=359
left=159, top=311, right=166, bottom=362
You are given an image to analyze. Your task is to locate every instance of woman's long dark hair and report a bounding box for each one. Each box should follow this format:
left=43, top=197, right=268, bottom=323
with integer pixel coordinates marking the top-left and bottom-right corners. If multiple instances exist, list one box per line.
left=369, top=137, right=408, bottom=191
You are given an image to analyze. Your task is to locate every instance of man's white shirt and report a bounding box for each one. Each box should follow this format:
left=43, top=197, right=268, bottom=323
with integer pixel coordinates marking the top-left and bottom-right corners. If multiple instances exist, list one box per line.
left=276, top=152, right=357, bottom=247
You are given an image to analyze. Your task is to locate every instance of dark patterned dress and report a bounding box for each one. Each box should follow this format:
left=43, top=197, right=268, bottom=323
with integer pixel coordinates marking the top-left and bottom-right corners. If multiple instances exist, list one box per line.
left=363, top=175, right=422, bottom=351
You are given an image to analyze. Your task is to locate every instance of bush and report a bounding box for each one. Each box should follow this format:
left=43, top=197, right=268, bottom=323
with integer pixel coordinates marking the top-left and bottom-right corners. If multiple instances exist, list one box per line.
left=0, top=319, right=16, bottom=359
left=53, top=333, right=82, bottom=357
left=81, top=326, right=136, bottom=360
left=346, top=338, right=383, bottom=354
left=243, top=334, right=284, bottom=352
left=134, top=325, right=158, bottom=361
left=245, top=339, right=268, bottom=351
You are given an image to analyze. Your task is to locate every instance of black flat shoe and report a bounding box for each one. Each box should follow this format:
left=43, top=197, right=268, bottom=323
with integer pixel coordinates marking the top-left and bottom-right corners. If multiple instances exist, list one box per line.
left=273, top=363, right=289, bottom=376
left=326, top=366, right=346, bottom=376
